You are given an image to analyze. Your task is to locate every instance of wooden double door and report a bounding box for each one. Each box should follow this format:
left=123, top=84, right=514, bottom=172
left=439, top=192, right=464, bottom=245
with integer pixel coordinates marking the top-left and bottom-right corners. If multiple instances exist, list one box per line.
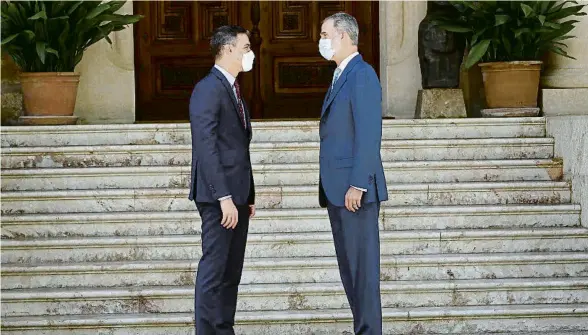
left=134, top=1, right=379, bottom=121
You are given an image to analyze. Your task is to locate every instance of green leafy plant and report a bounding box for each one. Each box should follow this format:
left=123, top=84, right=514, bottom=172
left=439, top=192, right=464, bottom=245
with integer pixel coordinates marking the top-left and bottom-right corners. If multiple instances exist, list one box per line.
left=1, top=1, right=143, bottom=72
left=433, top=1, right=587, bottom=68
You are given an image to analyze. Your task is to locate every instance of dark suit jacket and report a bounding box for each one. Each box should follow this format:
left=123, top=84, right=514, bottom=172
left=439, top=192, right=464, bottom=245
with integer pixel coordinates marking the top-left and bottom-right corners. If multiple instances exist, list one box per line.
left=189, top=67, right=255, bottom=205
left=318, top=54, right=388, bottom=208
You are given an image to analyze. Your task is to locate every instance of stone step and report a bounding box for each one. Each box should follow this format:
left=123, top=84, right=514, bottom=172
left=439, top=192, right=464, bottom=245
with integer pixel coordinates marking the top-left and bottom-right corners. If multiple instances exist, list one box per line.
left=1, top=304, right=586, bottom=334
left=3, top=278, right=587, bottom=317
left=3, top=228, right=587, bottom=264
left=1, top=138, right=554, bottom=169
left=5, top=227, right=588, bottom=264
left=0, top=118, right=547, bottom=147
left=1, top=159, right=564, bottom=191
left=0, top=182, right=571, bottom=214
left=1, top=205, right=580, bottom=239
left=3, top=253, right=587, bottom=289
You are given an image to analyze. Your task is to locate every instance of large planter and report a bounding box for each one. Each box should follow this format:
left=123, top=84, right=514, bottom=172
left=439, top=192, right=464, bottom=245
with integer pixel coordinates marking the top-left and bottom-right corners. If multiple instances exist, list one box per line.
left=19, top=72, right=80, bottom=125
left=479, top=61, right=542, bottom=108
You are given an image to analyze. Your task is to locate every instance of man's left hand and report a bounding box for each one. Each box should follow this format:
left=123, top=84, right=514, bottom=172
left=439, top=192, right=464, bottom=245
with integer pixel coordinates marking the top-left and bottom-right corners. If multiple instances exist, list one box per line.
left=345, top=187, right=363, bottom=212
left=249, top=204, right=256, bottom=218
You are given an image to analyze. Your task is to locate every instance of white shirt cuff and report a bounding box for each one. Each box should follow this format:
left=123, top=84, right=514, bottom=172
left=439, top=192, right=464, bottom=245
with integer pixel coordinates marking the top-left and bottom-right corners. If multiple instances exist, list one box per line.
left=218, top=195, right=232, bottom=201
left=351, top=185, right=367, bottom=192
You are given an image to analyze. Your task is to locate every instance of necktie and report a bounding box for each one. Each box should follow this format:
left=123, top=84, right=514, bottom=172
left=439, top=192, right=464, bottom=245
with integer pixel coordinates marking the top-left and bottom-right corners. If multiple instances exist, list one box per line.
left=332, top=68, right=342, bottom=88
left=233, top=81, right=247, bottom=129
left=326, top=68, right=342, bottom=100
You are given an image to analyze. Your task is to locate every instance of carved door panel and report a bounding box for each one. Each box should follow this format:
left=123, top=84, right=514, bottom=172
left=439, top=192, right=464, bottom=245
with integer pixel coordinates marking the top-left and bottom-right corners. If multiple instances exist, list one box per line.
left=255, top=1, right=379, bottom=119
left=134, top=1, right=378, bottom=121
left=134, top=1, right=239, bottom=121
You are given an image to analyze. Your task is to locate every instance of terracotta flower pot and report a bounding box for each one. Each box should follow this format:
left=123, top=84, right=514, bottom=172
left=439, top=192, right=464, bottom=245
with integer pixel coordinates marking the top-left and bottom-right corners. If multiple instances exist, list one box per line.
left=19, top=72, right=80, bottom=117
left=479, top=61, right=542, bottom=108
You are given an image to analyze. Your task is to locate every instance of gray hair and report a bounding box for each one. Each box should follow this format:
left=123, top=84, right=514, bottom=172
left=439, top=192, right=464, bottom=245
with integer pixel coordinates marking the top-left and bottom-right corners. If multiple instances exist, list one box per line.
left=324, top=12, right=359, bottom=46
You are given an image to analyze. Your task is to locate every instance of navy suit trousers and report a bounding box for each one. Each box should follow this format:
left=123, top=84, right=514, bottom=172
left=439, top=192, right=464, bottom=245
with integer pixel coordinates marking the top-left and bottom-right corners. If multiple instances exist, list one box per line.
left=327, top=200, right=382, bottom=335
left=194, top=202, right=250, bottom=335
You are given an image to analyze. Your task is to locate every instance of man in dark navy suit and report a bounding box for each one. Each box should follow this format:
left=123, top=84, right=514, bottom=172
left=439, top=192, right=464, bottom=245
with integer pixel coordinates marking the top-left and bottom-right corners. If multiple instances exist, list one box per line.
left=318, top=13, right=389, bottom=335
left=188, top=25, right=256, bottom=335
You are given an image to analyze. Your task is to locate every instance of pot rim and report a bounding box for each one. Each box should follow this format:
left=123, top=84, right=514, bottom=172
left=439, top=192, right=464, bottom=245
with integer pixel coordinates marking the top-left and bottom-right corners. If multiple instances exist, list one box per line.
left=479, top=60, right=543, bottom=67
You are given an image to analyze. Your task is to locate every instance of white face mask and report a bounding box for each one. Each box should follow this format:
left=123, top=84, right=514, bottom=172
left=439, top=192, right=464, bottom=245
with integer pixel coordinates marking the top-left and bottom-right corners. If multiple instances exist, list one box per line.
left=319, top=38, right=334, bottom=60
left=241, top=51, right=255, bottom=72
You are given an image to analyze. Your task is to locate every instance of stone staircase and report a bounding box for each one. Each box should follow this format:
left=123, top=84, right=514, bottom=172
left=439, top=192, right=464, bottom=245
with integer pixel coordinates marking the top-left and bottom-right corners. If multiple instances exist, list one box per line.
left=1, top=118, right=587, bottom=335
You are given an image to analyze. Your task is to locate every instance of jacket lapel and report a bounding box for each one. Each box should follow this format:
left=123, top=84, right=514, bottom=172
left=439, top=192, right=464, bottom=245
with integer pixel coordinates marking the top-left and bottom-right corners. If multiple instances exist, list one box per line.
left=321, top=55, right=363, bottom=118
left=211, top=67, right=247, bottom=135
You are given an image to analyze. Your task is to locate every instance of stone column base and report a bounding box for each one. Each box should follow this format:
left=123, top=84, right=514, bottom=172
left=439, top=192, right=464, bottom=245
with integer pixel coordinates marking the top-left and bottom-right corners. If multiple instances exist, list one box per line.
left=542, top=88, right=588, bottom=116
left=415, top=89, right=467, bottom=119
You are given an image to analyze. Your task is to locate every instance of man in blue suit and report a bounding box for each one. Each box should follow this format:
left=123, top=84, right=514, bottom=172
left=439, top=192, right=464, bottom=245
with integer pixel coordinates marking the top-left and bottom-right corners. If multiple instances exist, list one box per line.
left=189, top=25, right=256, bottom=335
left=318, top=13, right=389, bottom=335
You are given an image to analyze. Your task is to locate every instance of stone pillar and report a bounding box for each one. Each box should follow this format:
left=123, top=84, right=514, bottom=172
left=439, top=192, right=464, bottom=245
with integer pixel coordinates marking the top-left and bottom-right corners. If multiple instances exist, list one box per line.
left=541, top=4, right=588, bottom=226
left=379, top=1, right=427, bottom=119
left=74, top=1, right=136, bottom=124
left=541, top=1, right=588, bottom=116
left=546, top=117, right=588, bottom=227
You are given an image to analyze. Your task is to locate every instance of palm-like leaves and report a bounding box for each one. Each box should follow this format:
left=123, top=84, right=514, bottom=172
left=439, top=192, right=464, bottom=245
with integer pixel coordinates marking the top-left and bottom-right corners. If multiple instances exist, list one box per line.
left=432, top=1, right=587, bottom=68
left=1, top=1, right=142, bottom=72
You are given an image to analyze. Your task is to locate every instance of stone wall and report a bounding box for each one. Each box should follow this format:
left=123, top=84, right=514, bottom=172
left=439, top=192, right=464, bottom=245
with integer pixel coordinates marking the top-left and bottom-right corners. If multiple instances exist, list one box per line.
left=541, top=2, right=588, bottom=226
left=541, top=1, right=588, bottom=116
left=542, top=1, right=588, bottom=90
left=547, top=117, right=588, bottom=226
left=73, top=1, right=136, bottom=124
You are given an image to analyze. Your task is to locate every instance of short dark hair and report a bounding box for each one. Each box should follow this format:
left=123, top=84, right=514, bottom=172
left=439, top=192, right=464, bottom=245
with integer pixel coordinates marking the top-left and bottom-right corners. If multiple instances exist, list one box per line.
left=210, top=25, right=249, bottom=59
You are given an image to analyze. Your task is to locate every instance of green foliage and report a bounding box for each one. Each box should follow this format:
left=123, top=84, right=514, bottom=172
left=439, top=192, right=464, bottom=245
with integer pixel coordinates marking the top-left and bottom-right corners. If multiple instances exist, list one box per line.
left=432, top=1, right=587, bottom=68
left=1, top=1, right=143, bottom=72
